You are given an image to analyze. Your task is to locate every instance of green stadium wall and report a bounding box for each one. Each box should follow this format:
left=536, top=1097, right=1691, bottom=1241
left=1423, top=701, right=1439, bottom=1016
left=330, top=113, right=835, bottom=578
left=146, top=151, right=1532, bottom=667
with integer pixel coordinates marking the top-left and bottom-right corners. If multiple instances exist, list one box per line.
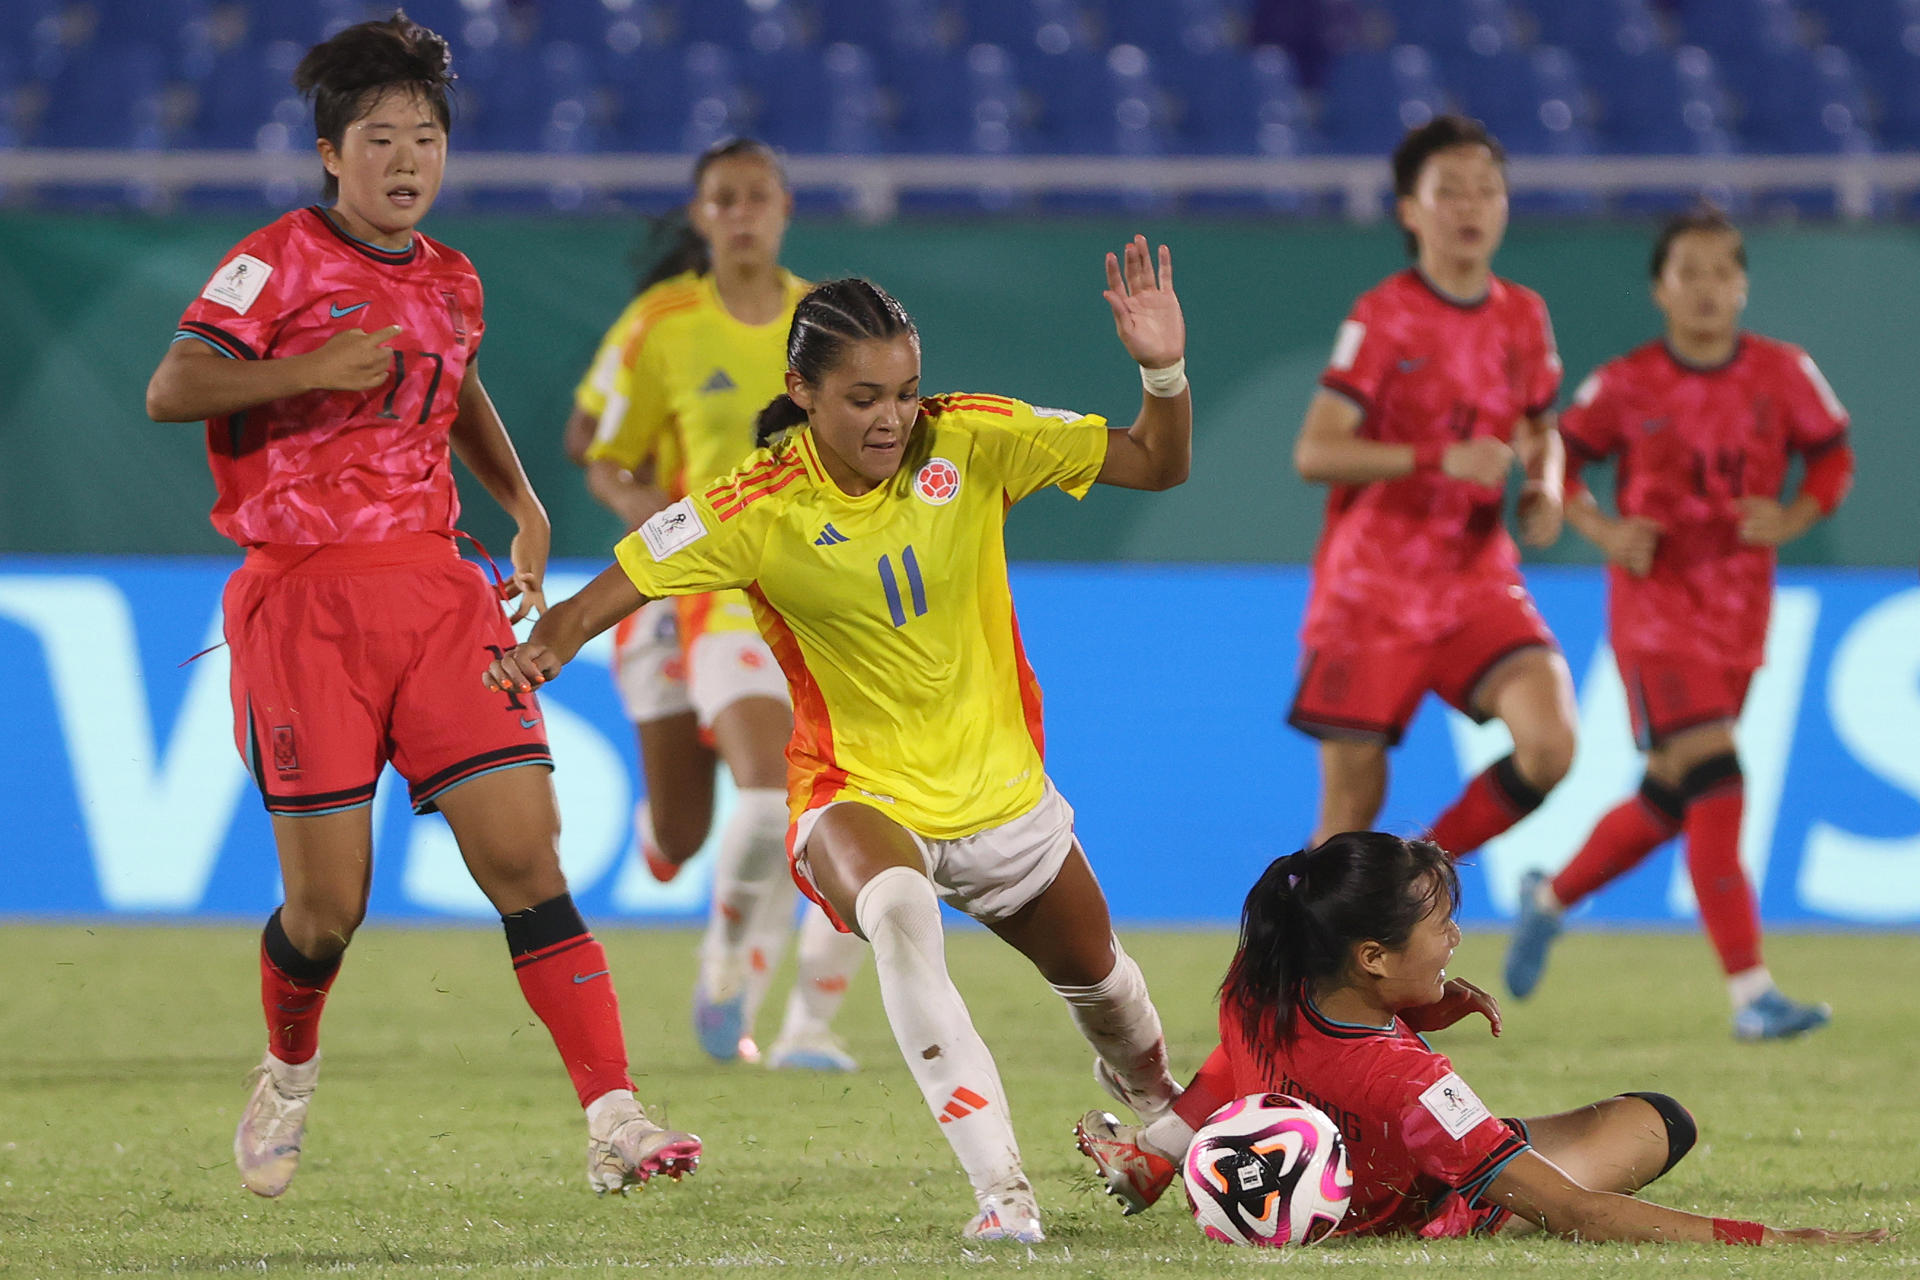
left=2, top=213, right=1911, bottom=565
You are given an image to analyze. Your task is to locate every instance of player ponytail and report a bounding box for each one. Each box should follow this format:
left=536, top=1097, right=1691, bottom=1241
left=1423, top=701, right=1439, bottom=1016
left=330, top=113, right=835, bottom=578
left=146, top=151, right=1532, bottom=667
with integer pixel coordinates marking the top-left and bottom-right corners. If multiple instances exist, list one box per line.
left=294, top=11, right=455, bottom=202
left=633, top=138, right=788, bottom=295
left=1222, top=832, right=1458, bottom=1047
left=753, top=277, right=920, bottom=451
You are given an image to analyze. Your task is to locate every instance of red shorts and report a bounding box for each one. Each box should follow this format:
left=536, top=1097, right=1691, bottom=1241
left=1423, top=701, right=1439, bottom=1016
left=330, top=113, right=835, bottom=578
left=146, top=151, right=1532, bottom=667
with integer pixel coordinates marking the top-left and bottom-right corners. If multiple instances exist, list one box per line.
left=1616, top=649, right=1754, bottom=751
left=1290, top=586, right=1556, bottom=746
left=223, top=532, right=552, bottom=817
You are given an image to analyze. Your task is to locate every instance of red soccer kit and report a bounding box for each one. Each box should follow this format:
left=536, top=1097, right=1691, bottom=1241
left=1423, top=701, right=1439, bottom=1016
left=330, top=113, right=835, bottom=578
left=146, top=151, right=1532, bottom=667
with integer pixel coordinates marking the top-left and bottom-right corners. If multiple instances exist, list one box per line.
left=1559, top=335, right=1850, bottom=746
left=175, top=206, right=550, bottom=815
left=1182, top=995, right=1531, bottom=1239
left=1292, top=269, right=1564, bottom=743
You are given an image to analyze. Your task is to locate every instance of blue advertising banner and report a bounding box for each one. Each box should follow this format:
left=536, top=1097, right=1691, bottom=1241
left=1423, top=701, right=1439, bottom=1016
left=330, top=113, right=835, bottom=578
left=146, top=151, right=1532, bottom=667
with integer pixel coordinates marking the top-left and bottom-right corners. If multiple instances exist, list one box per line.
left=1, top=558, right=1913, bottom=926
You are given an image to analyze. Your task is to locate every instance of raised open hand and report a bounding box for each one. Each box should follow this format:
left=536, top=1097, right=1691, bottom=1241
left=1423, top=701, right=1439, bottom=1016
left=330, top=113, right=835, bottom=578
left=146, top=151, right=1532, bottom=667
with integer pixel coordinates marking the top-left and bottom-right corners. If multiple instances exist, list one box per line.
left=1103, top=234, right=1184, bottom=371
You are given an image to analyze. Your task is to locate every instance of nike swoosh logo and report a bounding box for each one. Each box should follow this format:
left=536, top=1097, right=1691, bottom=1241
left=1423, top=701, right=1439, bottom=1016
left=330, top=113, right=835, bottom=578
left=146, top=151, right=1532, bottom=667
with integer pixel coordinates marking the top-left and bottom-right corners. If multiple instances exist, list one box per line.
left=572, top=970, right=610, bottom=984
left=330, top=301, right=370, bottom=317
left=519, top=716, right=540, bottom=729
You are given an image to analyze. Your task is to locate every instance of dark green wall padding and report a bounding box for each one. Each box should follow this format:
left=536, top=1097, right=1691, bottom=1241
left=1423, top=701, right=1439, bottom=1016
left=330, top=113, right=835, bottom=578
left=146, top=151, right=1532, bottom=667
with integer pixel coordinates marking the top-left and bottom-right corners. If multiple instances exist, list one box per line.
left=2, top=214, right=1912, bottom=565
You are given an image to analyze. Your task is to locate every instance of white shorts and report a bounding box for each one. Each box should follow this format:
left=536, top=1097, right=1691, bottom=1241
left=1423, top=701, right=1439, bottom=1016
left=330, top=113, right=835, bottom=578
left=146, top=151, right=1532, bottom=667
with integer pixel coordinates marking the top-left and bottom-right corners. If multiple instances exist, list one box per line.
left=686, top=628, right=788, bottom=727
left=791, top=778, right=1078, bottom=925
left=611, top=598, right=692, bottom=724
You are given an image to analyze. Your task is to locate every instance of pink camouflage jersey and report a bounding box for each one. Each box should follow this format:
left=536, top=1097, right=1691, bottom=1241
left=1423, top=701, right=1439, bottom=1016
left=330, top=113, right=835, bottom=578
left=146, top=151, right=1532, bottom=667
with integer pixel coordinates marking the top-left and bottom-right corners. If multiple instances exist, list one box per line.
left=1559, top=334, right=1850, bottom=669
left=1307, top=269, right=1562, bottom=647
left=174, top=206, right=485, bottom=547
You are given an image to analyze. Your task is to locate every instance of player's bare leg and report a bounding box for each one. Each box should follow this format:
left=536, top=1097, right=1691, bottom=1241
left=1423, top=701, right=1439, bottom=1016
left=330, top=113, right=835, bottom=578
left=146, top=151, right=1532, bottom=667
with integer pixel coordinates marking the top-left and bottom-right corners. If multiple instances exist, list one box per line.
left=1311, top=738, right=1388, bottom=847
left=1499, top=1093, right=1696, bottom=1236
left=805, top=804, right=1040, bottom=1242
left=440, top=767, right=699, bottom=1191
left=1431, top=647, right=1575, bottom=858
left=634, top=711, right=716, bottom=880
left=697, top=694, right=792, bottom=1060
left=236, top=809, right=374, bottom=1197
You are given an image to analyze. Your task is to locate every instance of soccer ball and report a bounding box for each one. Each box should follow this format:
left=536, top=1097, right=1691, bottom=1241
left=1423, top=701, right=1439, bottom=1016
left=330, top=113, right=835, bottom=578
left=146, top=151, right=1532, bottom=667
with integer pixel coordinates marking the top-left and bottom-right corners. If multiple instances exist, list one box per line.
left=1182, top=1093, right=1352, bottom=1246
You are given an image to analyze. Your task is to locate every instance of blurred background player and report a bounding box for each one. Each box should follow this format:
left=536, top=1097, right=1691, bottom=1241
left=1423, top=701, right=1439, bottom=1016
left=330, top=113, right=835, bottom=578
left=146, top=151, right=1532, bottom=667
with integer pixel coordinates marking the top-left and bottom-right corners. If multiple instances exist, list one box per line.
left=142, top=12, right=697, bottom=1198
left=1504, top=208, right=1854, bottom=1041
left=1290, top=115, right=1577, bottom=857
left=483, top=239, right=1190, bottom=1242
left=1077, top=834, right=1886, bottom=1248
left=576, top=138, right=866, bottom=1071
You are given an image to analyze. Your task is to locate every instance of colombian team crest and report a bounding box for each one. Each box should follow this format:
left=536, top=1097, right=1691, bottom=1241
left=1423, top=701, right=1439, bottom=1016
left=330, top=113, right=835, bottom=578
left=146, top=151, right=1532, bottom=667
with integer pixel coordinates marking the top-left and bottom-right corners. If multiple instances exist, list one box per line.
left=915, top=458, right=960, bottom=505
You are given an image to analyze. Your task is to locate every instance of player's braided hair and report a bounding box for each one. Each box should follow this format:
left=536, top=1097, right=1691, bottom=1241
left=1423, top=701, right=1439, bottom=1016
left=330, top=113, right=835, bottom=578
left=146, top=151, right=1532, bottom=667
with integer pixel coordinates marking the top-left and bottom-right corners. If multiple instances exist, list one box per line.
left=753, top=278, right=921, bottom=449
left=633, top=138, right=788, bottom=295
left=1389, top=114, right=1506, bottom=259
left=1222, top=832, right=1458, bottom=1047
left=294, top=10, right=455, bottom=202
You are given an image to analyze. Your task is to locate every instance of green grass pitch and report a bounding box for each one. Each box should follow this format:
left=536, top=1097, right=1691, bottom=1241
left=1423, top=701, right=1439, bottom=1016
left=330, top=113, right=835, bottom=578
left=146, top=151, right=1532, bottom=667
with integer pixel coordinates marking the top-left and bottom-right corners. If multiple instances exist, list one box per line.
left=0, top=924, right=1911, bottom=1277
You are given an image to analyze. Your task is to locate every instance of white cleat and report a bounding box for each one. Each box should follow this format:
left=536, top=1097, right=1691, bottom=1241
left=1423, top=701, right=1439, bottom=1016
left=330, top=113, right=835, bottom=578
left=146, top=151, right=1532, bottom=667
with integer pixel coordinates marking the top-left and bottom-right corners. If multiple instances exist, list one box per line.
left=766, top=1027, right=858, bottom=1073
left=586, top=1095, right=702, bottom=1194
left=963, top=1185, right=1045, bottom=1243
left=234, top=1051, right=318, bottom=1198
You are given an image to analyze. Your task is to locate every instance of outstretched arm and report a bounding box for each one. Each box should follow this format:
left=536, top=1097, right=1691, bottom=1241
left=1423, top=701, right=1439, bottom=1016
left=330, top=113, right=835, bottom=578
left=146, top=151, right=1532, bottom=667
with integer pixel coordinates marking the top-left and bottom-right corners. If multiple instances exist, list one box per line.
left=1486, top=1150, right=1888, bottom=1246
left=1096, top=235, right=1191, bottom=492
left=482, top=562, right=648, bottom=694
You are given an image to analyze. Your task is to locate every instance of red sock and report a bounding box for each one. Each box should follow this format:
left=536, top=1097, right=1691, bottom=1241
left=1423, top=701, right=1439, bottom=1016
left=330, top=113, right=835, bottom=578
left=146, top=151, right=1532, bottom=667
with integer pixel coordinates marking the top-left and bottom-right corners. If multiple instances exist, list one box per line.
left=505, top=894, right=635, bottom=1108
left=260, top=907, right=340, bottom=1066
left=1551, top=776, right=1684, bottom=907
left=1428, top=754, right=1546, bottom=860
left=1680, top=756, right=1761, bottom=975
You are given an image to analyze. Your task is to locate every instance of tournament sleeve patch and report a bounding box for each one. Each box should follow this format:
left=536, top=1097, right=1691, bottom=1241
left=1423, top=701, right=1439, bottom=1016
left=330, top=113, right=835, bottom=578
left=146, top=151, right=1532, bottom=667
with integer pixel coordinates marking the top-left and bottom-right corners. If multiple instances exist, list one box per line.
left=638, top=498, right=708, bottom=561
left=1796, top=351, right=1848, bottom=422
left=1030, top=405, right=1086, bottom=423
left=200, top=253, right=273, bottom=315
left=1329, top=320, right=1366, bottom=371
left=1418, top=1073, right=1494, bottom=1140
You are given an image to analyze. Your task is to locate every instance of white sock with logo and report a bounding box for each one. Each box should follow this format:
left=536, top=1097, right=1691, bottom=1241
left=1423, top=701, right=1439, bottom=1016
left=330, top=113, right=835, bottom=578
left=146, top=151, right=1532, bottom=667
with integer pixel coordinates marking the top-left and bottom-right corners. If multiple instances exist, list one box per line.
left=855, top=865, right=1025, bottom=1202
left=777, top=904, right=867, bottom=1038
left=1049, top=938, right=1180, bottom=1124
left=700, top=787, right=790, bottom=1001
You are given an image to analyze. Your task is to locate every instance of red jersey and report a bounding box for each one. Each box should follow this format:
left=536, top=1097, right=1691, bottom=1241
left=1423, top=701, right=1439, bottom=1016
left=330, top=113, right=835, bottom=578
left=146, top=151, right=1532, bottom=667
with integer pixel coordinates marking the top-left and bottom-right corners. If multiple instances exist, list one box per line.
left=1308, top=269, right=1562, bottom=646
left=1206, top=995, right=1528, bottom=1238
left=1560, top=335, right=1849, bottom=668
left=174, top=206, right=486, bottom=547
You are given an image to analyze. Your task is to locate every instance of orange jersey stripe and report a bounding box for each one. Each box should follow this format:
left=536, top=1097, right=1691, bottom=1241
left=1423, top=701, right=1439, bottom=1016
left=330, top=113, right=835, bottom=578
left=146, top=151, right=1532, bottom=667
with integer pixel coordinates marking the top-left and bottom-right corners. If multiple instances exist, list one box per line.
left=928, top=393, right=1017, bottom=417
left=711, top=460, right=807, bottom=521
left=747, top=585, right=847, bottom=814
left=704, top=453, right=799, bottom=503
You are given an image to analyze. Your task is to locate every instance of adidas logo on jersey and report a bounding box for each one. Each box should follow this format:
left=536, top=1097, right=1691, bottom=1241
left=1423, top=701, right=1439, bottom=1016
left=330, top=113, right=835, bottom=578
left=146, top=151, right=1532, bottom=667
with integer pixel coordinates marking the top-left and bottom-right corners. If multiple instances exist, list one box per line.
left=813, top=523, right=850, bottom=546
left=938, top=1086, right=991, bottom=1124
left=700, top=369, right=737, bottom=394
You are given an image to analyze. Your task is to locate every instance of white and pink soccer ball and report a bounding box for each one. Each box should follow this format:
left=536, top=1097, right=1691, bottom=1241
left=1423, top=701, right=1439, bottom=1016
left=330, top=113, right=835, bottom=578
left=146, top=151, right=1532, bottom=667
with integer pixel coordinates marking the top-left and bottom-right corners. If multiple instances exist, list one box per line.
left=1182, top=1093, right=1353, bottom=1246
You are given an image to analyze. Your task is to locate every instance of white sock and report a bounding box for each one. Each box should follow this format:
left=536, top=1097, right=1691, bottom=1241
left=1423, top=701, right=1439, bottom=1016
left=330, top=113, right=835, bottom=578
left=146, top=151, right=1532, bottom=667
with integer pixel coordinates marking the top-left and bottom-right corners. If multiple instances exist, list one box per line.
left=777, top=904, right=867, bottom=1040
left=700, top=787, right=791, bottom=1000
left=1728, top=965, right=1775, bottom=1009
left=856, top=865, right=1025, bottom=1201
left=1049, top=939, right=1179, bottom=1124
left=738, top=882, right=797, bottom=1036
left=1140, top=1113, right=1196, bottom=1164
left=1534, top=875, right=1566, bottom=916
left=265, top=1049, right=319, bottom=1095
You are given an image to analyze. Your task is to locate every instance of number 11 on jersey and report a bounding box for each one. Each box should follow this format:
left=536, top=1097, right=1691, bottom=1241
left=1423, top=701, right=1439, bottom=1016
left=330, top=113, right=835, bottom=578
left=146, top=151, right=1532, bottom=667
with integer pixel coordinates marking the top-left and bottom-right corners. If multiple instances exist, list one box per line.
left=877, top=546, right=928, bottom=627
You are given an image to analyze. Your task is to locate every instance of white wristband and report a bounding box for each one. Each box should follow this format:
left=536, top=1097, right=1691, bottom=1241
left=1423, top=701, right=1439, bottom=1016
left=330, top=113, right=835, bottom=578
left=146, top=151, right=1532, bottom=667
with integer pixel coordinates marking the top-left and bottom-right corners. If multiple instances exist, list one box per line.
left=1140, top=357, right=1188, bottom=398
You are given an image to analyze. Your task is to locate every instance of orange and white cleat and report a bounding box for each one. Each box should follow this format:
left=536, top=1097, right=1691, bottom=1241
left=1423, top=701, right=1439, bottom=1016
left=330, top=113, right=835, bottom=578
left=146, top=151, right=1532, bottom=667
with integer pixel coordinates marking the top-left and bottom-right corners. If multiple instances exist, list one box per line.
left=1075, top=1109, right=1175, bottom=1216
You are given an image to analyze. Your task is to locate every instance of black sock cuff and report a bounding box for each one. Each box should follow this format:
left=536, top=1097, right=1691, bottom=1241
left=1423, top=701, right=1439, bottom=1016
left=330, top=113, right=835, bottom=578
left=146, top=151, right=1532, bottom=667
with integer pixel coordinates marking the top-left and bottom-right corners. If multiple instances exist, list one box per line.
left=502, top=892, right=590, bottom=958
left=1490, top=754, right=1548, bottom=816
left=1678, top=753, right=1743, bottom=804
left=1638, top=774, right=1686, bottom=825
left=1620, top=1091, right=1697, bottom=1181
left=262, top=907, right=341, bottom=985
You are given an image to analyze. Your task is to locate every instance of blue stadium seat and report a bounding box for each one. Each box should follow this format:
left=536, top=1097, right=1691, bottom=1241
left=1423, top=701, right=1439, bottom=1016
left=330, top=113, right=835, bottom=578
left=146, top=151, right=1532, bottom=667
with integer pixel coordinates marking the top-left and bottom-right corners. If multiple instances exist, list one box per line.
left=1529, top=0, right=1661, bottom=55
left=34, top=41, right=166, bottom=147
left=891, top=42, right=1030, bottom=153
left=1166, top=44, right=1313, bottom=156
left=1874, top=38, right=1920, bottom=145
left=181, top=37, right=306, bottom=150
left=965, top=0, right=1097, bottom=52
left=1740, top=42, right=1872, bottom=152
left=749, top=41, right=889, bottom=153
left=1449, top=44, right=1597, bottom=156
left=600, top=42, right=687, bottom=149
left=1379, top=0, right=1520, bottom=54
left=1320, top=44, right=1445, bottom=153
left=1105, top=0, right=1237, bottom=52
left=245, top=0, right=365, bottom=46
left=674, top=0, right=809, bottom=51
left=817, top=0, right=956, bottom=53
left=1587, top=37, right=1737, bottom=154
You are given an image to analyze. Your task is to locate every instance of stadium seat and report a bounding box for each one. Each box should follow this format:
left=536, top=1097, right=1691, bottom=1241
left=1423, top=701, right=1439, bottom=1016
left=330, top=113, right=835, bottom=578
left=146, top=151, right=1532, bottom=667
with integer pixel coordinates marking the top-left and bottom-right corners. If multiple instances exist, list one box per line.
left=750, top=41, right=890, bottom=154
left=1105, top=0, right=1237, bottom=52
left=1587, top=37, right=1737, bottom=154
left=34, top=41, right=167, bottom=148
left=1873, top=39, right=1920, bottom=146
left=892, top=41, right=1029, bottom=153
left=1738, top=41, right=1872, bottom=154
left=965, top=0, right=1098, bottom=52
left=180, top=36, right=306, bottom=150
left=1378, top=0, right=1520, bottom=54
left=1450, top=43, right=1597, bottom=157
left=1529, top=0, right=1662, bottom=57
left=1320, top=44, right=1445, bottom=154
left=817, top=0, right=957, bottom=53
left=1166, top=43, right=1313, bottom=156
left=600, top=41, right=686, bottom=149
left=674, top=0, right=810, bottom=51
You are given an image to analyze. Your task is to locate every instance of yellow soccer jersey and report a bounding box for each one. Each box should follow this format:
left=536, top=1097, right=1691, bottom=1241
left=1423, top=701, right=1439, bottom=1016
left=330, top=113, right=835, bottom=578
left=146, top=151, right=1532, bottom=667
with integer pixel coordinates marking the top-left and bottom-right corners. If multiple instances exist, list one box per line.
left=573, top=295, right=646, bottom=419
left=583, top=268, right=807, bottom=495
left=613, top=393, right=1110, bottom=839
